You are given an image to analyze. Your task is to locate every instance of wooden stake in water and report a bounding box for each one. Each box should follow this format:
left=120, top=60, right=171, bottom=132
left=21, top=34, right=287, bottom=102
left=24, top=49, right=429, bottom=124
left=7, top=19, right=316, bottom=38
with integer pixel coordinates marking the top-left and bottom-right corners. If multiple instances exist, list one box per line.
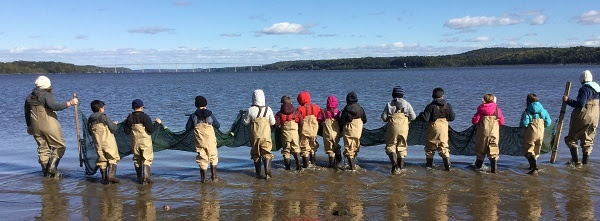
left=73, top=93, right=83, bottom=167
left=550, top=82, right=571, bottom=163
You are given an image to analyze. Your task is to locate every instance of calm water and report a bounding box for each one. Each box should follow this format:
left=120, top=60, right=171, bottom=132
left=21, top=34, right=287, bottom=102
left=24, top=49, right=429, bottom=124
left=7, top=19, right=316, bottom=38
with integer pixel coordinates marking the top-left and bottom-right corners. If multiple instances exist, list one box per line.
left=0, top=65, right=599, bottom=220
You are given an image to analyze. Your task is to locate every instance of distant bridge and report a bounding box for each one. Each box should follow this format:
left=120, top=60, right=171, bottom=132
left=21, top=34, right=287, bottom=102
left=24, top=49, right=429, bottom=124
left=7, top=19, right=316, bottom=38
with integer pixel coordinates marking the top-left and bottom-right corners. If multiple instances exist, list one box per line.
left=95, top=62, right=266, bottom=73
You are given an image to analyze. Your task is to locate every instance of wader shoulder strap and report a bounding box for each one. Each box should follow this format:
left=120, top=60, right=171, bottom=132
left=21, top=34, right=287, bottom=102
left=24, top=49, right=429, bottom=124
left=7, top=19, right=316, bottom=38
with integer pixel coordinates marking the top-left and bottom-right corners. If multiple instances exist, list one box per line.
left=256, top=106, right=263, bottom=118
left=305, top=104, right=313, bottom=116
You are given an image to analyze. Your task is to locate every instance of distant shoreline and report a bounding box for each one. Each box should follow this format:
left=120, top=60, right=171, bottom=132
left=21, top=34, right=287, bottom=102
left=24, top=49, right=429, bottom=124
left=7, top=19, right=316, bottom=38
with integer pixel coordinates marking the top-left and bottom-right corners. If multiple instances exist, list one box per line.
left=1, top=46, right=599, bottom=74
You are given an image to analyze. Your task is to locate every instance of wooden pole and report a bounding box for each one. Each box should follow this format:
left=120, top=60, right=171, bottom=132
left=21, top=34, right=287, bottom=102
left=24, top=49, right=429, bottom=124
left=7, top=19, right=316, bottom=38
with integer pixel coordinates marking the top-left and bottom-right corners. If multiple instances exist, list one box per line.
left=550, top=82, right=571, bottom=163
left=74, top=93, right=83, bottom=167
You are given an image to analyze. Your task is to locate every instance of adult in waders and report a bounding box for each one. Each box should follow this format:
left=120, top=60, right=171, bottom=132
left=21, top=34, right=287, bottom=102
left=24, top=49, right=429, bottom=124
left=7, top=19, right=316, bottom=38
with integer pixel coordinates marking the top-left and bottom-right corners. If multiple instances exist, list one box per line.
left=275, top=97, right=303, bottom=171
left=340, top=92, right=367, bottom=171
left=381, top=86, right=416, bottom=174
left=417, top=87, right=455, bottom=171
left=243, top=89, right=276, bottom=179
left=318, top=95, right=342, bottom=168
left=123, top=99, right=162, bottom=184
left=88, top=100, right=121, bottom=184
left=520, top=94, right=551, bottom=174
left=563, top=70, right=600, bottom=166
left=471, top=94, right=505, bottom=173
left=297, top=91, right=321, bottom=167
left=25, top=76, right=78, bottom=177
left=185, top=96, right=221, bottom=183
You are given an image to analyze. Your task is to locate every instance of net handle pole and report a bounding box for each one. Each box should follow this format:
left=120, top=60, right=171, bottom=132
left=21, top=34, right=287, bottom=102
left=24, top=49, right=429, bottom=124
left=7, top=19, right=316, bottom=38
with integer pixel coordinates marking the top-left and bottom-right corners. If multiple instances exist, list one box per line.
left=550, top=82, right=571, bottom=163
left=74, top=92, right=83, bottom=167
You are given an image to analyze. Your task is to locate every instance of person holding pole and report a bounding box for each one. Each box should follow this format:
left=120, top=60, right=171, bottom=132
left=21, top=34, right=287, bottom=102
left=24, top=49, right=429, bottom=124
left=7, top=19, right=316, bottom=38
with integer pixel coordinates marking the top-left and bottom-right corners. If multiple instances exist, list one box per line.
left=563, top=70, right=600, bottom=165
left=24, top=76, right=78, bottom=177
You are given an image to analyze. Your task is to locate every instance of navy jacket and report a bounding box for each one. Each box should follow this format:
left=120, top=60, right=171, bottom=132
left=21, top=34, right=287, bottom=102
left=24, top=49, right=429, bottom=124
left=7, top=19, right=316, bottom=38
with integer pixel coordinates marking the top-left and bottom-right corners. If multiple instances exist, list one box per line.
left=567, top=83, right=600, bottom=109
left=185, top=108, right=220, bottom=131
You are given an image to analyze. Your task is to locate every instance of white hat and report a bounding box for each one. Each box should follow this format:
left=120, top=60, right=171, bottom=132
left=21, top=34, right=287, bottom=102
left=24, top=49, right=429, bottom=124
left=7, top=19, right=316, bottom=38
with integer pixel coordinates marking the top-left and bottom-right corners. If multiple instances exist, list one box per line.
left=35, top=76, right=51, bottom=89
left=580, top=70, right=593, bottom=83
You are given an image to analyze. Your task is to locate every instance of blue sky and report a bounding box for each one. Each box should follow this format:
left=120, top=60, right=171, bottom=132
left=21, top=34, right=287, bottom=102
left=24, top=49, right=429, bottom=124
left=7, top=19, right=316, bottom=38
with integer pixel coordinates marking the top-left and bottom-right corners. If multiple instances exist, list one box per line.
left=0, top=1, right=598, bottom=68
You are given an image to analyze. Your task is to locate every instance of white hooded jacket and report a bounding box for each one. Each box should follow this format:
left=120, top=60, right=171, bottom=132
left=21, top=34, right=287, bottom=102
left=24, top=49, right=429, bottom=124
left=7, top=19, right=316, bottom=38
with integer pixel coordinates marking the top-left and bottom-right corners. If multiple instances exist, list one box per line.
left=243, top=89, right=275, bottom=125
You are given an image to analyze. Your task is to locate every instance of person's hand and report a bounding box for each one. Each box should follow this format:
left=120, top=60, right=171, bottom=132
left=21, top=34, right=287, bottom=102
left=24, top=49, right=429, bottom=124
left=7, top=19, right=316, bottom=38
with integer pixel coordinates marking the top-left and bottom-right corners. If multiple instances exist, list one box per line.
left=155, top=118, right=162, bottom=124
left=68, top=98, right=79, bottom=106
left=113, top=121, right=119, bottom=125
left=27, top=126, right=33, bottom=135
left=563, top=96, right=569, bottom=102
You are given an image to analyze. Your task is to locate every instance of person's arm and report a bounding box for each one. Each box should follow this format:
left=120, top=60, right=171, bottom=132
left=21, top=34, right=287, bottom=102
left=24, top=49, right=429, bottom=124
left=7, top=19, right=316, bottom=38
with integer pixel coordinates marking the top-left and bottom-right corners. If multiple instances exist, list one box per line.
left=211, top=114, right=220, bottom=130
left=123, top=115, right=132, bottom=135
left=143, top=114, right=157, bottom=134
left=417, top=104, right=431, bottom=122
left=472, top=109, right=481, bottom=125
left=446, top=103, right=456, bottom=122
left=297, top=112, right=304, bottom=126
left=24, top=100, right=31, bottom=127
left=381, top=104, right=390, bottom=122
left=361, top=106, right=367, bottom=124
left=566, top=87, right=590, bottom=109
left=274, top=113, right=282, bottom=128
left=185, top=114, right=196, bottom=131
left=542, top=109, right=552, bottom=128
left=497, top=108, right=505, bottom=126
left=41, top=92, right=69, bottom=111
left=243, top=107, right=252, bottom=125
left=520, top=110, right=530, bottom=128
left=406, top=102, right=416, bottom=121
left=103, top=114, right=118, bottom=133
left=268, top=107, right=276, bottom=126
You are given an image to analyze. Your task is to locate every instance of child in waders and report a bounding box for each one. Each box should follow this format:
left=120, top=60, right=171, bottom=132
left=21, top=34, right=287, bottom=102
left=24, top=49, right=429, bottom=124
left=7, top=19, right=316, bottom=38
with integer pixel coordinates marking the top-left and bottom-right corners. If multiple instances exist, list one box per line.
left=88, top=100, right=121, bottom=184
left=297, top=91, right=322, bottom=167
left=563, top=70, right=600, bottom=166
left=185, top=96, right=221, bottom=183
left=318, top=95, right=342, bottom=168
left=381, top=86, right=416, bottom=174
left=123, top=99, right=162, bottom=184
left=243, top=89, right=276, bottom=179
left=275, top=96, right=303, bottom=170
left=520, top=94, right=551, bottom=174
left=417, top=87, right=455, bottom=171
left=340, top=92, right=367, bottom=171
left=472, top=94, right=505, bottom=173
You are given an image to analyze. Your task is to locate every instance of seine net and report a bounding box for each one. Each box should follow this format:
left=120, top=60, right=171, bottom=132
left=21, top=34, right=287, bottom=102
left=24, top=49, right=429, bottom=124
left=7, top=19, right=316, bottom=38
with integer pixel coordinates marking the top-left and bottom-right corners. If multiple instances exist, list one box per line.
left=79, top=110, right=556, bottom=175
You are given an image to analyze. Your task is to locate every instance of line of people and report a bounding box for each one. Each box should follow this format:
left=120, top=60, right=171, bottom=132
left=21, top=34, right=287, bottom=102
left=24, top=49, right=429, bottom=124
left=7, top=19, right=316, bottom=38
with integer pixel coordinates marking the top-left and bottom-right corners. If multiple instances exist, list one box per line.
left=24, top=70, right=598, bottom=184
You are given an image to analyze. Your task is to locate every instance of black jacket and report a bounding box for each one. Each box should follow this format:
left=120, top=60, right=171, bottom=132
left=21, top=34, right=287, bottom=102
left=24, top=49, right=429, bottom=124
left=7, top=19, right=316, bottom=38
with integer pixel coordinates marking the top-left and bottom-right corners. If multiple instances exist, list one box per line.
left=123, top=111, right=159, bottom=135
left=185, top=108, right=220, bottom=131
left=87, top=112, right=118, bottom=136
left=340, top=92, right=367, bottom=128
left=418, top=98, right=456, bottom=122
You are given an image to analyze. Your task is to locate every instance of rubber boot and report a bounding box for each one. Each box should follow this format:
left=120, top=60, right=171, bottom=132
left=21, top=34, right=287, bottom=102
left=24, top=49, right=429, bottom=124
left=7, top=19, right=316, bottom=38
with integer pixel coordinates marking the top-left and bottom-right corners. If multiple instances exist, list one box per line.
left=142, top=165, right=153, bottom=184
left=41, top=163, right=48, bottom=177
left=293, top=153, right=302, bottom=171
left=100, top=167, right=109, bottom=185
left=425, top=158, right=433, bottom=168
left=570, top=148, right=580, bottom=165
left=474, top=159, right=484, bottom=170
left=347, top=157, right=356, bottom=171
left=47, top=157, right=60, bottom=177
left=135, top=166, right=142, bottom=184
left=490, top=159, right=498, bottom=174
left=263, top=156, right=272, bottom=180
left=582, top=152, right=589, bottom=165
left=443, top=157, right=451, bottom=171
left=527, top=156, right=538, bottom=175
left=107, top=164, right=120, bottom=183
left=302, top=155, right=309, bottom=168
left=199, top=168, right=207, bottom=183
left=211, top=164, right=218, bottom=181
left=388, top=153, right=398, bottom=174
left=254, top=159, right=262, bottom=178
left=328, top=156, right=335, bottom=168
left=284, top=158, right=291, bottom=170
left=310, top=152, right=316, bottom=166
left=335, top=151, right=342, bottom=165
left=398, top=156, right=405, bottom=170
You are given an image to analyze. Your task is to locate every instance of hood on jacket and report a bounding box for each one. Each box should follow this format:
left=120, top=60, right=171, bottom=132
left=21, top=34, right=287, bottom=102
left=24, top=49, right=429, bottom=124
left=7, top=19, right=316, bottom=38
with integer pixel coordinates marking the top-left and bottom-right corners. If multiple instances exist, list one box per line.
left=253, top=89, right=265, bottom=106
left=477, top=102, right=498, bottom=116
left=297, top=91, right=311, bottom=106
left=195, top=108, right=212, bottom=119
left=89, top=112, right=103, bottom=122
left=326, top=95, right=338, bottom=109
left=527, top=102, right=545, bottom=114
left=346, top=92, right=358, bottom=105
left=584, top=81, right=600, bottom=93
left=280, top=102, right=295, bottom=115
left=432, top=98, right=447, bottom=106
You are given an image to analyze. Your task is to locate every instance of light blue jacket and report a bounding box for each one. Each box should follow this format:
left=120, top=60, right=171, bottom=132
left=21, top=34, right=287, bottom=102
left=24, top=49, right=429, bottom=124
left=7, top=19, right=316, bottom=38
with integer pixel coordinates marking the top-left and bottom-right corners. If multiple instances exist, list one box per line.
left=520, top=102, right=552, bottom=128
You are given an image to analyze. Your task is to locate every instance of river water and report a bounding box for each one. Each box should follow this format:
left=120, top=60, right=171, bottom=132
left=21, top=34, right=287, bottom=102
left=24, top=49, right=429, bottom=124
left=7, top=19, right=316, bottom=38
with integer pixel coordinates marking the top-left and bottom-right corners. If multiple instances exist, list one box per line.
left=0, top=65, right=599, bottom=220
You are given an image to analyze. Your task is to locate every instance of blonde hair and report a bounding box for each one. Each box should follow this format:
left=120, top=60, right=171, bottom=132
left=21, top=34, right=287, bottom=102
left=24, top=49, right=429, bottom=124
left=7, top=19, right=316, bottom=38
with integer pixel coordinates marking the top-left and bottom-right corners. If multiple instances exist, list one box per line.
left=483, top=94, right=495, bottom=103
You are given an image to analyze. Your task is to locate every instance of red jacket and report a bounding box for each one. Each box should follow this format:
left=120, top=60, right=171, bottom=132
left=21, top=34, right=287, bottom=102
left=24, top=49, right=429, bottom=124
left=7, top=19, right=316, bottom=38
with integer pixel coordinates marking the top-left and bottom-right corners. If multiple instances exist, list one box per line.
left=275, top=102, right=303, bottom=128
left=297, top=91, right=321, bottom=118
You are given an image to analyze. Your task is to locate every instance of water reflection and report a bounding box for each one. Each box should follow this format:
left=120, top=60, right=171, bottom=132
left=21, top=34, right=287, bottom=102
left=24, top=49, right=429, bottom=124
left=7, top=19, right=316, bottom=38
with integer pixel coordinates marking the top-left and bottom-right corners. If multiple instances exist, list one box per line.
left=279, top=186, right=301, bottom=218
left=135, top=185, right=155, bottom=221
left=386, top=179, right=410, bottom=220
left=517, top=177, right=542, bottom=220
left=198, top=186, right=220, bottom=220
left=37, top=179, right=68, bottom=220
left=565, top=171, right=595, bottom=220
left=469, top=178, right=499, bottom=221
left=250, top=187, right=274, bottom=221
left=101, top=186, right=123, bottom=220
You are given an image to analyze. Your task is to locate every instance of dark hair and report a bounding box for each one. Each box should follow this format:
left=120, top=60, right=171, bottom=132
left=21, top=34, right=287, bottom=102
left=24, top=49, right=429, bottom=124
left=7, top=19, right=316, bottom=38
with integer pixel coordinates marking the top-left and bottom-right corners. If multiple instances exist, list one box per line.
left=526, top=93, right=538, bottom=105
left=432, top=87, right=444, bottom=99
left=90, top=100, right=105, bottom=112
left=281, top=95, right=291, bottom=104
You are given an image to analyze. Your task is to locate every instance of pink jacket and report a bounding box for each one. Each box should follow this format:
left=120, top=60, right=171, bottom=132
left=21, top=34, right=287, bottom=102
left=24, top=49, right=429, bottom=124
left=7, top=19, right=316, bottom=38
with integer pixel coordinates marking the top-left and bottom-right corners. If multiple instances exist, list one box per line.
left=472, top=102, right=505, bottom=126
left=317, top=95, right=340, bottom=122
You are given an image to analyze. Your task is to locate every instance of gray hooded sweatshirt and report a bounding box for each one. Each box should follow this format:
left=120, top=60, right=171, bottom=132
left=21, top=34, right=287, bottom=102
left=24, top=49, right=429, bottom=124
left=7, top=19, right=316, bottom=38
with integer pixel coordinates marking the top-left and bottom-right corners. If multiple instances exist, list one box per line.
left=381, top=98, right=416, bottom=122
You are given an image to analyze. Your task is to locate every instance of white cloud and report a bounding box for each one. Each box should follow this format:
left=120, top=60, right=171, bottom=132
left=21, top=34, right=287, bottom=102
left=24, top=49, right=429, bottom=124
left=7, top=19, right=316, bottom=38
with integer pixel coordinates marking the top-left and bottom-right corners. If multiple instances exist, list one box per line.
left=576, top=10, right=600, bottom=25
left=440, top=37, right=459, bottom=43
left=316, top=34, right=337, bottom=37
left=463, top=36, right=493, bottom=42
left=531, top=14, right=547, bottom=25
left=391, top=42, right=418, bottom=48
left=445, top=16, right=521, bottom=29
left=259, top=22, right=310, bottom=35
left=220, top=33, right=241, bottom=37
left=128, top=26, right=175, bottom=35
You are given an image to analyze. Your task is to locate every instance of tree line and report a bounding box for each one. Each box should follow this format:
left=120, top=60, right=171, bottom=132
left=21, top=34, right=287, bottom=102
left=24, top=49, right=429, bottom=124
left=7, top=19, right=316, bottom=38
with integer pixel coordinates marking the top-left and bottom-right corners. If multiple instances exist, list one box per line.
left=0, top=61, right=129, bottom=74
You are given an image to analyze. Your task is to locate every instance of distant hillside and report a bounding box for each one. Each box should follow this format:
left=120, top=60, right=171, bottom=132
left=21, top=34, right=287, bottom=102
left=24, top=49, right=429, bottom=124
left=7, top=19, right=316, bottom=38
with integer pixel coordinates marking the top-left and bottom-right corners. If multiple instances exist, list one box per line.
left=261, top=46, right=600, bottom=71
left=0, top=61, right=129, bottom=74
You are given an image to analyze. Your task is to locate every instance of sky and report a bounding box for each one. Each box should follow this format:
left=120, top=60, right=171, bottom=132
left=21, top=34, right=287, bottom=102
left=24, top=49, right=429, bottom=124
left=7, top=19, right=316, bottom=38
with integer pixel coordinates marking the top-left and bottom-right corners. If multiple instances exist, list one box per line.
left=0, top=1, right=598, bottom=68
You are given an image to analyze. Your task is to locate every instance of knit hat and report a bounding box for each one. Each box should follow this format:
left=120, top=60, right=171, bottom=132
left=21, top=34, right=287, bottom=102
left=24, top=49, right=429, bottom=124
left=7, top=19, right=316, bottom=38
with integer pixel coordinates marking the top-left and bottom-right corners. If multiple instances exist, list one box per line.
left=195, top=96, right=207, bottom=108
left=35, top=76, right=51, bottom=89
left=580, top=70, right=593, bottom=83
left=392, top=86, right=404, bottom=98
left=132, top=99, right=144, bottom=109
left=432, top=87, right=444, bottom=99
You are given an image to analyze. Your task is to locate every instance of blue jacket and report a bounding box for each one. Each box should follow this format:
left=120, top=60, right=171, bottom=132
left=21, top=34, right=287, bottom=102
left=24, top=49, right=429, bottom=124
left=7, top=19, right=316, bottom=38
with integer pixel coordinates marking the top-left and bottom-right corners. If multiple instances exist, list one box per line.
left=566, top=82, right=600, bottom=109
left=520, top=102, right=552, bottom=128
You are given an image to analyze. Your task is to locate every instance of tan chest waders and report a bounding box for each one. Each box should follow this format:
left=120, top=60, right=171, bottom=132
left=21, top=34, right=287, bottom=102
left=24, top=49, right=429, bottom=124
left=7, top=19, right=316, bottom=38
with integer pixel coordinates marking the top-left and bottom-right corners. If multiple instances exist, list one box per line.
left=30, top=104, right=66, bottom=164
left=523, top=118, right=544, bottom=158
left=475, top=114, right=500, bottom=160
left=565, top=99, right=599, bottom=154
left=131, top=124, right=153, bottom=167
left=91, top=123, right=120, bottom=168
left=424, top=118, right=449, bottom=158
left=300, top=104, right=319, bottom=156
left=385, top=111, right=410, bottom=158
left=322, top=116, right=341, bottom=157
left=250, top=106, right=273, bottom=160
left=343, top=118, right=364, bottom=157
left=194, top=118, right=218, bottom=170
left=280, top=114, right=300, bottom=158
